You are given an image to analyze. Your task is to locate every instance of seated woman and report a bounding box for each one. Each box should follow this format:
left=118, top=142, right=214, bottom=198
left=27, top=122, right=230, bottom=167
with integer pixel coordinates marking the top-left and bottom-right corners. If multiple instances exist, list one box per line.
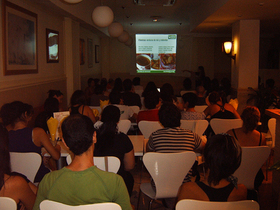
left=0, top=101, right=61, bottom=183
left=94, top=105, right=135, bottom=196
left=47, top=89, right=64, bottom=111
left=204, top=91, right=240, bottom=119
left=181, top=92, right=206, bottom=120
left=90, top=84, right=109, bottom=106
left=0, top=124, right=36, bottom=210
left=178, top=134, right=247, bottom=202
left=227, top=106, right=266, bottom=189
left=69, top=90, right=97, bottom=123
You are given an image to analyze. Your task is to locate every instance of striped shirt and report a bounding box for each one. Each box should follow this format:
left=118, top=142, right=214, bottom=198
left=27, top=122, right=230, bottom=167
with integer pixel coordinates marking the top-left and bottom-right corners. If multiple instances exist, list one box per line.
left=147, top=127, right=202, bottom=182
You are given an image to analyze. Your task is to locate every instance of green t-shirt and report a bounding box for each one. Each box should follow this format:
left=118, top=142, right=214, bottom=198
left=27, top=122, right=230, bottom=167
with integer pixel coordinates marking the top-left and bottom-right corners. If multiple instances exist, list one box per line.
left=33, top=166, right=132, bottom=210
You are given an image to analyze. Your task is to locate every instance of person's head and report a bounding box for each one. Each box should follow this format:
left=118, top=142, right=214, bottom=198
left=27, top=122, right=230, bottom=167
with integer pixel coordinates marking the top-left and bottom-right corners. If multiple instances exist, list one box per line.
left=101, top=105, right=120, bottom=124
left=208, top=91, right=221, bottom=104
left=182, top=92, right=197, bottom=108
left=204, top=134, right=242, bottom=186
left=158, top=102, right=181, bottom=128
left=113, top=78, right=123, bottom=92
left=109, top=91, right=123, bottom=105
left=183, top=78, right=192, bottom=90
left=87, top=78, right=94, bottom=87
left=44, top=97, right=59, bottom=114
left=70, top=90, right=86, bottom=106
left=0, top=124, right=11, bottom=188
left=48, top=90, right=63, bottom=104
left=132, top=77, right=141, bottom=86
left=196, top=85, right=205, bottom=96
left=100, top=78, right=108, bottom=91
left=93, top=78, right=100, bottom=86
left=241, top=106, right=261, bottom=133
left=0, top=101, right=34, bottom=127
left=94, top=84, right=104, bottom=95
left=144, top=91, right=160, bottom=110
left=266, top=79, right=275, bottom=89
left=61, top=114, right=96, bottom=156
left=142, top=81, right=158, bottom=97
left=160, top=83, right=174, bottom=97
left=123, top=79, right=133, bottom=91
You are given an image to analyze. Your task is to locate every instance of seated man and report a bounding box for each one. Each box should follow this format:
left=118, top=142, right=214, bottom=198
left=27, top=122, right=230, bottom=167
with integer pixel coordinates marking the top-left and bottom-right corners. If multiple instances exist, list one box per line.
left=33, top=114, right=132, bottom=210
left=181, top=92, right=206, bottom=120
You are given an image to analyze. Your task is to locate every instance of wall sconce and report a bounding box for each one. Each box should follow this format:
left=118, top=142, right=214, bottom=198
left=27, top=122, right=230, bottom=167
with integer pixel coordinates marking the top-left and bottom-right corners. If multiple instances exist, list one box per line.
left=222, top=41, right=236, bottom=60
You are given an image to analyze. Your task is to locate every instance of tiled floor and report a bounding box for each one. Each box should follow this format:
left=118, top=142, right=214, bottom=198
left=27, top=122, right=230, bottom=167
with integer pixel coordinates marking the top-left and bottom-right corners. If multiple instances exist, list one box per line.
left=130, top=156, right=277, bottom=210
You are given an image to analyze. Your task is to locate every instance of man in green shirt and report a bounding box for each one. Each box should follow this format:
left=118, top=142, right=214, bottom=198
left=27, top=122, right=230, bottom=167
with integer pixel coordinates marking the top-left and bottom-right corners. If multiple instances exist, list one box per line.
left=33, top=114, right=132, bottom=210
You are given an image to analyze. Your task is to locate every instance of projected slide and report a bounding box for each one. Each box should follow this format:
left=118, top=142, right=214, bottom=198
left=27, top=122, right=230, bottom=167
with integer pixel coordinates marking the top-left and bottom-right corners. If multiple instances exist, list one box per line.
left=135, top=34, right=177, bottom=73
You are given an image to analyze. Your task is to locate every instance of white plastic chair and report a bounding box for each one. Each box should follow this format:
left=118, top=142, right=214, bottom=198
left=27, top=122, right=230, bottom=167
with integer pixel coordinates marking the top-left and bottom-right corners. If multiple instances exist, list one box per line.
left=118, top=120, right=131, bottom=134
left=180, top=120, right=208, bottom=137
left=137, top=151, right=196, bottom=210
left=10, top=152, right=42, bottom=182
left=130, top=105, right=140, bottom=114
left=233, top=146, right=271, bottom=190
left=66, top=156, right=120, bottom=173
left=40, top=200, right=121, bottom=210
left=268, top=118, right=276, bottom=148
left=0, top=197, right=17, bottom=210
left=176, top=199, right=259, bottom=210
left=210, top=118, right=243, bottom=134
left=138, top=121, right=163, bottom=139
left=194, top=105, right=208, bottom=113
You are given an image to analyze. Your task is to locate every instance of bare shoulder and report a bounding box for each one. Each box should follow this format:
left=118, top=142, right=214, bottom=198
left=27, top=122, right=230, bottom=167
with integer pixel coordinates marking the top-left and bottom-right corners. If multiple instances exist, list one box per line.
left=4, top=175, right=28, bottom=190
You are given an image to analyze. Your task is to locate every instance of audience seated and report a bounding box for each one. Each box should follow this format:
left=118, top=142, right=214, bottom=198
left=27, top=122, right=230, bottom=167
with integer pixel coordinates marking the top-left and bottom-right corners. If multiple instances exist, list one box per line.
left=132, top=77, right=143, bottom=96
left=94, top=106, right=135, bottom=196
left=69, top=90, right=97, bottom=123
left=33, top=114, right=132, bottom=210
left=137, top=90, right=161, bottom=123
left=47, top=90, right=64, bottom=110
left=90, top=84, right=109, bottom=106
left=181, top=92, right=205, bottom=120
left=84, top=78, right=95, bottom=105
left=109, top=91, right=137, bottom=121
left=0, top=125, right=36, bottom=210
left=142, top=81, right=158, bottom=98
left=178, top=134, right=247, bottom=202
left=196, top=86, right=207, bottom=105
left=226, top=106, right=266, bottom=189
left=112, top=77, right=123, bottom=92
left=122, top=79, right=142, bottom=109
left=0, top=101, right=60, bottom=183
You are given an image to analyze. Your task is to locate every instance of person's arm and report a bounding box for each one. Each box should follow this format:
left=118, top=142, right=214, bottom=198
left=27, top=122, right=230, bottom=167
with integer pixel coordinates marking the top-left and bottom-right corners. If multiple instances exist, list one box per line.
left=261, top=132, right=267, bottom=146
left=203, top=106, right=210, bottom=117
left=229, top=104, right=241, bottom=119
left=123, top=149, right=135, bottom=171
left=193, top=133, right=205, bottom=153
left=33, top=127, right=60, bottom=160
left=84, top=105, right=97, bottom=123
left=146, top=136, right=154, bottom=152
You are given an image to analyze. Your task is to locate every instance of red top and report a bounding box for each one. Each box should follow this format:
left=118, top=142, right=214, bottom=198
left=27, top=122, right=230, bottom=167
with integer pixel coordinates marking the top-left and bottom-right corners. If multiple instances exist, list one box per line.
left=137, top=109, right=159, bottom=123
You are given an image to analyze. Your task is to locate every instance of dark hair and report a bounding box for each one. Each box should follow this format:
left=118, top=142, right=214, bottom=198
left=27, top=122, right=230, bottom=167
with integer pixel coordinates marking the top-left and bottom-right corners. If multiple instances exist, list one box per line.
left=204, top=134, right=242, bottom=186
left=142, top=81, right=158, bottom=97
left=208, top=91, right=220, bottom=104
left=183, top=78, right=192, bottom=90
left=44, top=97, right=59, bottom=114
left=112, top=78, right=123, bottom=92
left=48, top=90, right=63, bottom=98
left=100, top=78, right=108, bottom=91
left=0, top=124, right=11, bottom=189
left=266, top=79, right=275, bottom=89
left=93, top=78, right=100, bottom=86
left=144, top=91, right=160, bottom=109
left=241, top=106, right=260, bottom=133
left=95, top=105, right=120, bottom=153
left=132, top=77, right=140, bottom=86
left=70, top=90, right=86, bottom=106
left=0, top=101, right=34, bottom=127
left=182, top=92, right=197, bottom=108
left=109, top=91, right=122, bottom=104
left=87, top=78, right=94, bottom=87
left=94, top=84, right=104, bottom=95
left=158, top=102, right=181, bottom=128
left=62, top=114, right=95, bottom=155
left=123, top=79, right=133, bottom=91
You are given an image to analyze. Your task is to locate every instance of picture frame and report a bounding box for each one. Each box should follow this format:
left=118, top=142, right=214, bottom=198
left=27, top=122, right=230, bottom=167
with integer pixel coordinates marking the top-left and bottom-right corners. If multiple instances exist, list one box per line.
left=88, top=38, right=93, bottom=68
left=3, top=0, right=38, bottom=75
left=95, top=45, right=100, bottom=63
left=79, top=39, right=85, bottom=65
left=46, top=28, right=59, bottom=63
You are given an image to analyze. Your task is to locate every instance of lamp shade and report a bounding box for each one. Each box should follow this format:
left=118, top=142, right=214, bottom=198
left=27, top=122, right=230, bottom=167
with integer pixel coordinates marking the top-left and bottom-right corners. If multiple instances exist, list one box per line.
left=63, top=0, right=83, bottom=3
left=223, top=41, right=232, bottom=54
left=108, top=22, right=124, bottom=37
left=125, top=36, right=133, bottom=46
left=118, top=31, right=129, bottom=43
left=92, top=6, right=114, bottom=28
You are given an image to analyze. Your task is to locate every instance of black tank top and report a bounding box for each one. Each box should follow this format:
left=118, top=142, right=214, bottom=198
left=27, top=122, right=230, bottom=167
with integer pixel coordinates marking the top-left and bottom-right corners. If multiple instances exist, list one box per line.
left=211, top=104, right=235, bottom=119
left=70, top=105, right=84, bottom=115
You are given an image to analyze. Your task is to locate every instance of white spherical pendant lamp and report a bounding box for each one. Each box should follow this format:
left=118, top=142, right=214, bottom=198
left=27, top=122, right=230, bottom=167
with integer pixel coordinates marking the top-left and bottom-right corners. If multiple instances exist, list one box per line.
left=92, top=6, right=114, bottom=28
left=125, top=36, right=133, bottom=46
left=118, top=30, right=129, bottom=43
left=108, top=22, right=123, bottom=37
left=63, top=0, right=83, bottom=3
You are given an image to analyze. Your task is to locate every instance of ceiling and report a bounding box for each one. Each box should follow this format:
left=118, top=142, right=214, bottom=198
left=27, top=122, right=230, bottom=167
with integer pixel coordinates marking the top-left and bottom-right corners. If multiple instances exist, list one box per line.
left=35, top=0, right=280, bottom=36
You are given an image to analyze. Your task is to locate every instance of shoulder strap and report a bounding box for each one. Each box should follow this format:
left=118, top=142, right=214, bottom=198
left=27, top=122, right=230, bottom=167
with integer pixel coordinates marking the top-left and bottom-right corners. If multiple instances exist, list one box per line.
left=232, top=129, right=238, bottom=140
left=259, top=131, right=262, bottom=146
left=81, top=105, right=85, bottom=114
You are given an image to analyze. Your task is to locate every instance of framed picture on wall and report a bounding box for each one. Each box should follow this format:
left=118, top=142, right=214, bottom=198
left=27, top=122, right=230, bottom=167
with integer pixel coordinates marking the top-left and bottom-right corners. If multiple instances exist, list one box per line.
left=80, top=39, right=85, bottom=65
left=46, top=29, right=59, bottom=63
left=88, top=38, right=93, bottom=68
left=3, top=0, right=38, bottom=75
left=95, top=45, right=100, bottom=63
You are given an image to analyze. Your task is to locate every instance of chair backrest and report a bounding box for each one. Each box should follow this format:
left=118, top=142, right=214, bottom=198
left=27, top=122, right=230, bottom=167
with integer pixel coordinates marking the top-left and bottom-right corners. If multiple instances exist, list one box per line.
left=0, top=197, right=17, bottom=210
left=233, top=146, right=271, bottom=189
left=143, top=151, right=196, bottom=199
left=66, top=156, right=120, bottom=173
left=180, top=120, right=209, bottom=137
left=40, top=200, right=121, bottom=210
left=138, top=121, right=163, bottom=139
left=118, top=120, right=131, bottom=134
left=268, top=118, right=276, bottom=148
left=210, top=118, right=243, bottom=134
left=129, top=105, right=140, bottom=114
left=176, top=199, right=259, bottom=210
left=10, top=152, right=42, bottom=182
left=194, top=105, right=208, bottom=113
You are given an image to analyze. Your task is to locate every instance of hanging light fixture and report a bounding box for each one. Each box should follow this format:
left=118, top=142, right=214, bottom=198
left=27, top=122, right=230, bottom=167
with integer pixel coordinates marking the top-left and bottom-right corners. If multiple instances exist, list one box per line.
left=108, top=22, right=124, bottom=37
left=92, top=6, right=114, bottom=28
left=118, top=30, right=129, bottom=43
left=63, top=0, right=83, bottom=3
left=222, top=41, right=236, bottom=60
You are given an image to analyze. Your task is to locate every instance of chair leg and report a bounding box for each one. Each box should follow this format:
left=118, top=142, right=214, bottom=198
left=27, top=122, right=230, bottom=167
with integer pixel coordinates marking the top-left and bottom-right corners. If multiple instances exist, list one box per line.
left=148, top=199, right=154, bottom=210
left=136, top=190, right=142, bottom=210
